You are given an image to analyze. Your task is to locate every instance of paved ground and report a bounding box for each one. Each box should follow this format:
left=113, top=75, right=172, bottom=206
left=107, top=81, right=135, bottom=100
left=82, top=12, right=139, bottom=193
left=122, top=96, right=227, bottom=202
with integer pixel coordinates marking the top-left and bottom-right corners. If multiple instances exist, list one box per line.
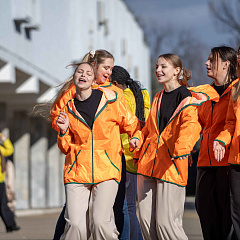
left=0, top=198, right=203, bottom=240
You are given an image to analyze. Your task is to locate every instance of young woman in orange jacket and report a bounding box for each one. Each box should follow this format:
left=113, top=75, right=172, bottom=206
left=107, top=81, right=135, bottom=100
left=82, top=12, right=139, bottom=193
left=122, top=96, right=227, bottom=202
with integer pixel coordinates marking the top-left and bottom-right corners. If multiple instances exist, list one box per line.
left=52, top=50, right=132, bottom=240
left=196, top=46, right=238, bottom=240
left=130, top=53, right=218, bottom=240
left=55, top=62, right=140, bottom=240
left=214, top=45, right=240, bottom=239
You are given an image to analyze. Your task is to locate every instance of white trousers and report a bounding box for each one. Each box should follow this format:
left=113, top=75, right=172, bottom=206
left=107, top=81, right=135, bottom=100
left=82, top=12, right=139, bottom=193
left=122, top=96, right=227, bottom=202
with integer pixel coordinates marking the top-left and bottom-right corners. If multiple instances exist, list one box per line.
left=137, top=175, right=187, bottom=240
left=60, top=180, right=119, bottom=240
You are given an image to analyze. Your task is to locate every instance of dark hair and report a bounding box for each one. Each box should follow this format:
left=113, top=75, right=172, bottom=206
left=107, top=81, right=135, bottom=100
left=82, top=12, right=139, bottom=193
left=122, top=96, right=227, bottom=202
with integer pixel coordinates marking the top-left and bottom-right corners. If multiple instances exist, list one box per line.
left=211, top=46, right=237, bottom=84
left=158, top=53, right=192, bottom=86
left=82, top=49, right=114, bottom=68
left=110, top=66, right=145, bottom=122
left=232, top=45, right=240, bottom=102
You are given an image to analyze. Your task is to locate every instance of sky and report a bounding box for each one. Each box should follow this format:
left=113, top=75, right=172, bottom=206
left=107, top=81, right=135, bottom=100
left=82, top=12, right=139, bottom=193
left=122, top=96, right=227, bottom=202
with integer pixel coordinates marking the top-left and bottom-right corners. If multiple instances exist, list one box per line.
left=123, top=0, right=237, bottom=87
left=124, top=0, right=233, bottom=53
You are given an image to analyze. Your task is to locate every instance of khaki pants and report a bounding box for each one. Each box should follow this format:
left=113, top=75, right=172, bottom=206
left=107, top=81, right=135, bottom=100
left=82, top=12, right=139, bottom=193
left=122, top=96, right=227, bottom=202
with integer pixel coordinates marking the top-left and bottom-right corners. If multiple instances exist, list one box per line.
left=137, top=175, right=187, bottom=240
left=60, top=180, right=119, bottom=240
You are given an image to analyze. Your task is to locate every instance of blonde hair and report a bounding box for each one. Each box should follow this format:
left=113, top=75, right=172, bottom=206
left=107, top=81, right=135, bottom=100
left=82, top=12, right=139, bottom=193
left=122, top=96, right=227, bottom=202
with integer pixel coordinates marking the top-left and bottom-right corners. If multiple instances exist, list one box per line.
left=82, top=49, right=114, bottom=68
left=158, top=53, right=192, bottom=86
left=33, top=62, right=96, bottom=119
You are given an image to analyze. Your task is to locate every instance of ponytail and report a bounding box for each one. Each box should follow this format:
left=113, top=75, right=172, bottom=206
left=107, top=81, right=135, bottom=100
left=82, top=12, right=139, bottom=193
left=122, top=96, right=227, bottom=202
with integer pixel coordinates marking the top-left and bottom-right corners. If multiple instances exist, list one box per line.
left=110, top=66, right=145, bottom=122
left=178, top=68, right=192, bottom=86
left=82, top=49, right=114, bottom=68
left=127, top=80, right=145, bottom=122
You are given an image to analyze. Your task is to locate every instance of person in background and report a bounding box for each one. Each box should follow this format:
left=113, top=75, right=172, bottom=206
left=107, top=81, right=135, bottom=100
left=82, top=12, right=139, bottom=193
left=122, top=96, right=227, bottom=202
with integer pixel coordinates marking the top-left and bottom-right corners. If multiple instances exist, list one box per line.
left=110, top=65, right=150, bottom=240
left=213, top=45, right=240, bottom=240
left=0, top=133, right=20, bottom=232
left=5, top=155, right=16, bottom=213
left=196, top=46, right=238, bottom=240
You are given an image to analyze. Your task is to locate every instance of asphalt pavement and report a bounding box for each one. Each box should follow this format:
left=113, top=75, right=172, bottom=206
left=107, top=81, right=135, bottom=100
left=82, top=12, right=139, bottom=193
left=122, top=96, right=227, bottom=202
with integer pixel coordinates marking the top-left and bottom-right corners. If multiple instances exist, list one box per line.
left=0, top=197, right=203, bottom=240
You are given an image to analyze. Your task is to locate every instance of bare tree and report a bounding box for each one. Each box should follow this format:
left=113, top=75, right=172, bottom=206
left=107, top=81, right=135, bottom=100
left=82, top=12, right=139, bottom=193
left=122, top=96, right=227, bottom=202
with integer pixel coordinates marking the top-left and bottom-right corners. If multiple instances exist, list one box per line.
left=209, top=0, right=240, bottom=46
left=124, top=1, right=210, bottom=97
left=145, top=25, right=209, bottom=97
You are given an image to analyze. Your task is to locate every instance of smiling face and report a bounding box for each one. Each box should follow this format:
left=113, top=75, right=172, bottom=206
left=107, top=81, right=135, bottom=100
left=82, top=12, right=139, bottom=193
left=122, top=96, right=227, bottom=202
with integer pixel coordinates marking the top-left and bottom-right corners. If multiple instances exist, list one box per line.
left=73, top=63, right=95, bottom=91
left=96, top=58, right=114, bottom=84
left=155, top=57, right=180, bottom=85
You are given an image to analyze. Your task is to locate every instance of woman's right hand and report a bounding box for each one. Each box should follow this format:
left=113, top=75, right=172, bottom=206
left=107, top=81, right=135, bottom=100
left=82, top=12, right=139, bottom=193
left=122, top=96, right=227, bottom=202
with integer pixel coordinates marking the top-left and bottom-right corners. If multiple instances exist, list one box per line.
left=57, top=112, right=69, bottom=135
left=213, top=141, right=225, bottom=162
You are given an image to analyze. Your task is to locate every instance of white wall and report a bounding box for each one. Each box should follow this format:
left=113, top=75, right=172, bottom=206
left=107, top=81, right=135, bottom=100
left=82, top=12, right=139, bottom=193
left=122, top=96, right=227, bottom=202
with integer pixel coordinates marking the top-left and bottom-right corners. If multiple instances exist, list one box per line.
left=0, top=0, right=150, bottom=209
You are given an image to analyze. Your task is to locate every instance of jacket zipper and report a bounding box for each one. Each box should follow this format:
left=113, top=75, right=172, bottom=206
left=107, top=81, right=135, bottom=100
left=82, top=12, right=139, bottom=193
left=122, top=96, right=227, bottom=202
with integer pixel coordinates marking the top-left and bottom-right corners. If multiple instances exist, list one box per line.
left=150, top=95, right=162, bottom=177
left=91, top=130, right=94, bottom=183
left=207, top=101, right=215, bottom=166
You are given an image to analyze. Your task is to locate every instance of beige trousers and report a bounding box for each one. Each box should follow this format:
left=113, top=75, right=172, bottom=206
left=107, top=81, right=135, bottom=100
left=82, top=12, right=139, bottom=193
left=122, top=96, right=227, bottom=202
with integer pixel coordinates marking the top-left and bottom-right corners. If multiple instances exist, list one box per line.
left=60, top=180, right=119, bottom=240
left=137, top=175, right=187, bottom=240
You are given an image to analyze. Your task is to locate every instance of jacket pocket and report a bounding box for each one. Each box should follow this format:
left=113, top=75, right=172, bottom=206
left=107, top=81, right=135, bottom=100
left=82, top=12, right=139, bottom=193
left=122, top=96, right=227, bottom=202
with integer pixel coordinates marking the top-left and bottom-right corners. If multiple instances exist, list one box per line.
left=68, top=150, right=81, bottom=174
left=167, top=148, right=179, bottom=175
left=105, top=150, right=120, bottom=172
left=139, top=142, right=150, bottom=163
left=172, top=160, right=180, bottom=175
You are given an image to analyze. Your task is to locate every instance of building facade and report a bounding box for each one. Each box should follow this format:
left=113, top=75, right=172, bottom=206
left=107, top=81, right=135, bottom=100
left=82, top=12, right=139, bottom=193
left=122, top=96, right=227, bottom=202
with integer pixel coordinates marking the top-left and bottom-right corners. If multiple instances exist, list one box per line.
left=0, top=0, right=151, bottom=209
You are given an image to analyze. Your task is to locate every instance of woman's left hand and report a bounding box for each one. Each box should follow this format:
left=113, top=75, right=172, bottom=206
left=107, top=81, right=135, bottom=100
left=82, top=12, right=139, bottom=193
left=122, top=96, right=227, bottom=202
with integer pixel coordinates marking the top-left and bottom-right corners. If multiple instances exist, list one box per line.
left=129, top=138, right=140, bottom=150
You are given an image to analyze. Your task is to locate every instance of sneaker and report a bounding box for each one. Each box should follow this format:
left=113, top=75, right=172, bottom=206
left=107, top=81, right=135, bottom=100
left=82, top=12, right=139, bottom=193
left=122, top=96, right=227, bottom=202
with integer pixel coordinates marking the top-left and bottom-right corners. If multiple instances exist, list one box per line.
left=6, top=225, right=21, bottom=232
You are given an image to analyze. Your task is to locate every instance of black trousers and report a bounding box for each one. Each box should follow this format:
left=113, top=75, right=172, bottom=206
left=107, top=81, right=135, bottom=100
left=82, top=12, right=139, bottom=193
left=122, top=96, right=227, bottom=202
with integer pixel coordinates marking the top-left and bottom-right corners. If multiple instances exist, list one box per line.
left=195, top=167, right=232, bottom=240
left=0, top=182, right=16, bottom=229
left=229, top=165, right=240, bottom=240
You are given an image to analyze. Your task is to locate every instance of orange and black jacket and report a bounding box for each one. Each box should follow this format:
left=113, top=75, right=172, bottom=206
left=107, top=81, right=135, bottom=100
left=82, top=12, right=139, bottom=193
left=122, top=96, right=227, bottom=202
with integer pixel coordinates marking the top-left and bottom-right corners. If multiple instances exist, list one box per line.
left=215, top=79, right=240, bottom=165
left=134, top=85, right=218, bottom=187
left=57, top=87, right=140, bottom=185
left=198, top=79, right=239, bottom=167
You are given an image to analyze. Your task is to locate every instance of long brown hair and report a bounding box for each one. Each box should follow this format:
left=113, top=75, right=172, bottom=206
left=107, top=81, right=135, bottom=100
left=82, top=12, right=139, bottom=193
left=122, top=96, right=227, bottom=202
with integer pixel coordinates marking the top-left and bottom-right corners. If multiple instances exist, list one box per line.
left=158, top=53, right=192, bottom=86
left=33, top=62, right=96, bottom=119
left=232, top=46, right=240, bottom=102
left=211, top=46, right=237, bottom=85
left=50, top=62, right=97, bottom=113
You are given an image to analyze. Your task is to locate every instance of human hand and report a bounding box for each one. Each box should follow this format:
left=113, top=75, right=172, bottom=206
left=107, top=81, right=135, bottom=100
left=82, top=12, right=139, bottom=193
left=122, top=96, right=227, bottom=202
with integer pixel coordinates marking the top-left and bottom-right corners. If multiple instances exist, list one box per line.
left=129, top=138, right=140, bottom=151
left=213, top=141, right=225, bottom=162
left=57, top=112, right=69, bottom=134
